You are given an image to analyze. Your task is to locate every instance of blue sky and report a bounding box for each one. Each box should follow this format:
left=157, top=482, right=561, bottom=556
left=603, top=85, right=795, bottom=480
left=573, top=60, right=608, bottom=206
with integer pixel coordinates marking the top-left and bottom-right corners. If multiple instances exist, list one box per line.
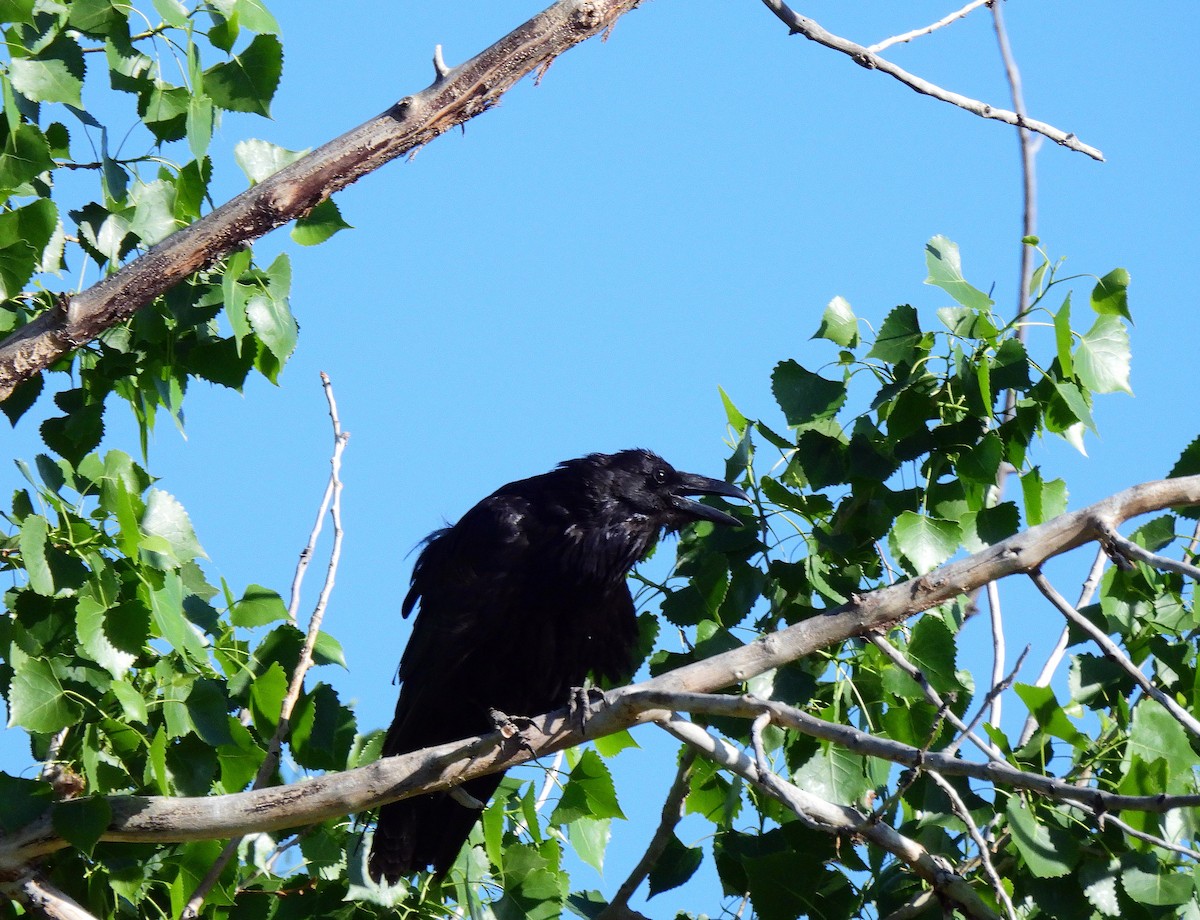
left=4, top=0, right=1199, bottom=913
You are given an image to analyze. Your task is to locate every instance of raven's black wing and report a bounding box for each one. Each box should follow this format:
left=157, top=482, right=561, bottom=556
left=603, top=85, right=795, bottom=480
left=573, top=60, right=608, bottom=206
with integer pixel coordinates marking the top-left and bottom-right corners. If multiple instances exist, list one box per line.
left=369, top=481, right=640, bottom=881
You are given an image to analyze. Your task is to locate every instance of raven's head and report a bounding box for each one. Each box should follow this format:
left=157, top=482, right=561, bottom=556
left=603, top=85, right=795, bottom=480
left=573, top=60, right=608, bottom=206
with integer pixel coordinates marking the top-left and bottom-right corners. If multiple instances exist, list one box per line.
left=577, top=449, right=751, bottom=530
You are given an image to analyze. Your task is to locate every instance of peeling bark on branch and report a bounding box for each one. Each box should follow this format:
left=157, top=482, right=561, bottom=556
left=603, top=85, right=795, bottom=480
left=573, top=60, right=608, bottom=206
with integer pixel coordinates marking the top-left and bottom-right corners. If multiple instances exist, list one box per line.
left=0, top=0, right=642, bottom=401
left=0, top=474, right=1196, bottom=870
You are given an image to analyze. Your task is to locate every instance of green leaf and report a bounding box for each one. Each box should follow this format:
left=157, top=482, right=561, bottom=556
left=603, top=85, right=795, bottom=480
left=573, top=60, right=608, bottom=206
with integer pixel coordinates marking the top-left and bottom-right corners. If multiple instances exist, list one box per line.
left=1090, top=268, right=1131, bottom=320
left=867, top=304, right=927, bottom=365
left=291, top=683, right=356, bottom=771
left=51, top=797, right=112, bottom=857
left=0, top=0, right=36, bottom=24
left=312, top=630, right=347, bottom=668
left=907, top=615, right=959, bottom=695
left=1006, top=799, right=1078, bottom=878
left=204, top=34, right=283, bottom=116
left=10, top=35, right=85, bottom=106
left=0, top=122, right=54, bottom=197
left=1054, top=293, right=1074, bottom=378
left=141, top=489, right=205, bottom=567
left=147, top=571, right=206, bottom=660
left=68, top=0, right=123, bottom=37
left=1168, top=436, right=1200, bottom=479
left=0, top=199, right=58, bottom=300
left=567, top=816, right=611, bottom=874
left=231, top=584, right=288, bottom=627
left=234, top=0, right=281, bottom=33
left=1123, top=699, right=1194, bottom=791
left=936, top=306, right=998, bottom=340
left=129, top=179, right=178, bottom=246
left=9, top=657, right=82, bottom=732
left=0, top=372, right=44, bottom=427
left=151, top=0, right=189, bottom=28
left=791, top=744, right=869, bottom=807
left=1074, top=314, right=1132, bottom=395
left=771, top=360, right=846, bottom=427
left=246, top=292, right=298, bottom=365
left=813, top=296, right=859, bottom=347
left=233, top=138, right=306, bottom=184
left=1121, top=854, right=1193, bottom=906
left=924, top=235, right=993, bottom=310
left=1020, top=467, right=1068, bottom=527
left=186, top=92, right=214, bottom=160
left=111, top=679, right=148, bottom=724
left=76, top=595, right=138, bottom=678
left=718, top=385, right=748, bottom=436
left=647, top=832, right=703, bottom=897
left=1013, top=683, right=1086, bottom=746
left=890, top=511, right=961, bottom=575
left=592, top=730, right=638, bottom=758
left=291, top=197, right=351, bottom=246
left=186, top=678, right=235, bottom=747
left=18, top=514, right=53, bottom=595
left=249, top=661, right=287, bottom=736
left=550, top=749, right=625, bottom=824
left=0, top=774, right=52, bottom=833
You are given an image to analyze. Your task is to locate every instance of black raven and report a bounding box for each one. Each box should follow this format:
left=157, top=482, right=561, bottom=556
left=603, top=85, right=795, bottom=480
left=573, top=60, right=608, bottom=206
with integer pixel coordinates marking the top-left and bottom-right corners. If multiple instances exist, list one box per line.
left=368, top=449, right=748, bottom=883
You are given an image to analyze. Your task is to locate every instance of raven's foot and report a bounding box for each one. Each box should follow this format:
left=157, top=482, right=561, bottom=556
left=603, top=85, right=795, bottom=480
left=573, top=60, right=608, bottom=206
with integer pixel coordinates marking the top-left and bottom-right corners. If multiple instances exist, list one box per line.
left=568, top=686, right=608, bottom=737
left=489, top=707, right=537, bottom=755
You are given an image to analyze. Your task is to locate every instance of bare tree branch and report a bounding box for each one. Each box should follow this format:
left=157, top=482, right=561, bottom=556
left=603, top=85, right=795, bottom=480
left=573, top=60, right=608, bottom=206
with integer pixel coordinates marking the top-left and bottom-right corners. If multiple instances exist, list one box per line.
left=868, top=0, right=993, bottom=53
left=183, top=374, right=349, bottom=919
left=1018, top=546, right=1107, bottom=748
left=991, top=0, right=1041, bottom=325
left=658, top=715, right=1003, bottom=920
left=599, top=747, right=697, bottom=918
left=757, top=0, right=1103, bottom=161
left=2, top=873, right=100, bottom=920
left=0, top=0, right=643, bottom=400
left=624, top=689, right=1200, bottom=815
left=868, top=631, right=1005, bottom=762
left=1030, top=568, right=1200, bottom=737
left=985, top=580, right=1006, bottom=726
left=927, top=772, right=1017, bottom=920
left=1102, top=526, right=1200, bottom=581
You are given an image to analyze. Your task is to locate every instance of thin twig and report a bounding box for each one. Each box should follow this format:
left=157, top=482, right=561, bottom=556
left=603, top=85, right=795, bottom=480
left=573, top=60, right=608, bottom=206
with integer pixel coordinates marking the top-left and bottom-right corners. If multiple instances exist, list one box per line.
left=927, top=772, right=1017, bottom=920
left=600, top=747, right=697, bottom=917
left=758, top=0, right=1104, bottom=160
left=1018, top=547, right=1106, bottom=748
left=1030, top=569, right=1200, bottom=738
left=869, top=0, right=993, bottom=53
left=869, top=632, right=1005, bottom=762
left=945, top=645, right=1029, bottom=758
left=625, top=689, right=1200, bottom=816
left=986, top=580, right=1005, bottom=726
left=658, top=716, right=1002, bottom=920
left=182, top=374, right=350, bottom=919
left=992, top=0, right=1041, bottom=329
left=1103, top=527, right=1200, bottom=581
left=1096, top=812, right=1200, bottom=861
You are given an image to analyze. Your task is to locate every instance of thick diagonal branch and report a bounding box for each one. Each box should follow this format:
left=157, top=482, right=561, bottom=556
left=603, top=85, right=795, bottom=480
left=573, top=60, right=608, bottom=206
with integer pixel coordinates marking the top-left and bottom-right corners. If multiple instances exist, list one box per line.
left=0, top=0, right=641, bottom=400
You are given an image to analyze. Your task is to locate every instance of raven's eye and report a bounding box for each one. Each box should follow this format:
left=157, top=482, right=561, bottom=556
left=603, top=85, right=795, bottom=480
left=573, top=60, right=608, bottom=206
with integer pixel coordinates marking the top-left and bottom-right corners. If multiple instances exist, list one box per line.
left=653, top=467, right=668, bottom=484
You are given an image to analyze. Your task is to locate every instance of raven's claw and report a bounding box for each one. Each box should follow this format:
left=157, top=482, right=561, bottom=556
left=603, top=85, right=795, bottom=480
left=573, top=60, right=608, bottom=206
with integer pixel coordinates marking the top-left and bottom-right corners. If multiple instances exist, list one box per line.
left=489, top=707, right=537, bottom=755
left=568, top=686, right=608, bottom=737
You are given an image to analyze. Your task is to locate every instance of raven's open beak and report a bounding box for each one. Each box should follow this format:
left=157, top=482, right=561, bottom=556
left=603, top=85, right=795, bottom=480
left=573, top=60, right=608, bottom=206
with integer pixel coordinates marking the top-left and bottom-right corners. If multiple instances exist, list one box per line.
left=672, top=472, right=751, bottom=527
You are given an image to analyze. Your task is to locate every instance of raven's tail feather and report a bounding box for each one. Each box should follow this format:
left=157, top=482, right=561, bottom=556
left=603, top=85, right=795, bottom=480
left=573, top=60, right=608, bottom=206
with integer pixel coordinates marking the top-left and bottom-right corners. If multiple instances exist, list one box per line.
left=368, top=773, right=506, bottom=884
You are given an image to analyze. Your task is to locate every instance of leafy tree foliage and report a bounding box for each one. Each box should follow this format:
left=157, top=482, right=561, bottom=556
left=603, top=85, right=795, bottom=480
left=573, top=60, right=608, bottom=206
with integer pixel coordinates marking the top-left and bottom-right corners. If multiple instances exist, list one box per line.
left=0, top=3, right=1198, bottom=920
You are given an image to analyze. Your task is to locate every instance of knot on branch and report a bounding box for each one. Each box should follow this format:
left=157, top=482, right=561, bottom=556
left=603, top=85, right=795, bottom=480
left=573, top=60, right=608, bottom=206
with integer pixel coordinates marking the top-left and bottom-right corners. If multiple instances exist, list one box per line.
left=571, top=2, right=603, bottom=31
